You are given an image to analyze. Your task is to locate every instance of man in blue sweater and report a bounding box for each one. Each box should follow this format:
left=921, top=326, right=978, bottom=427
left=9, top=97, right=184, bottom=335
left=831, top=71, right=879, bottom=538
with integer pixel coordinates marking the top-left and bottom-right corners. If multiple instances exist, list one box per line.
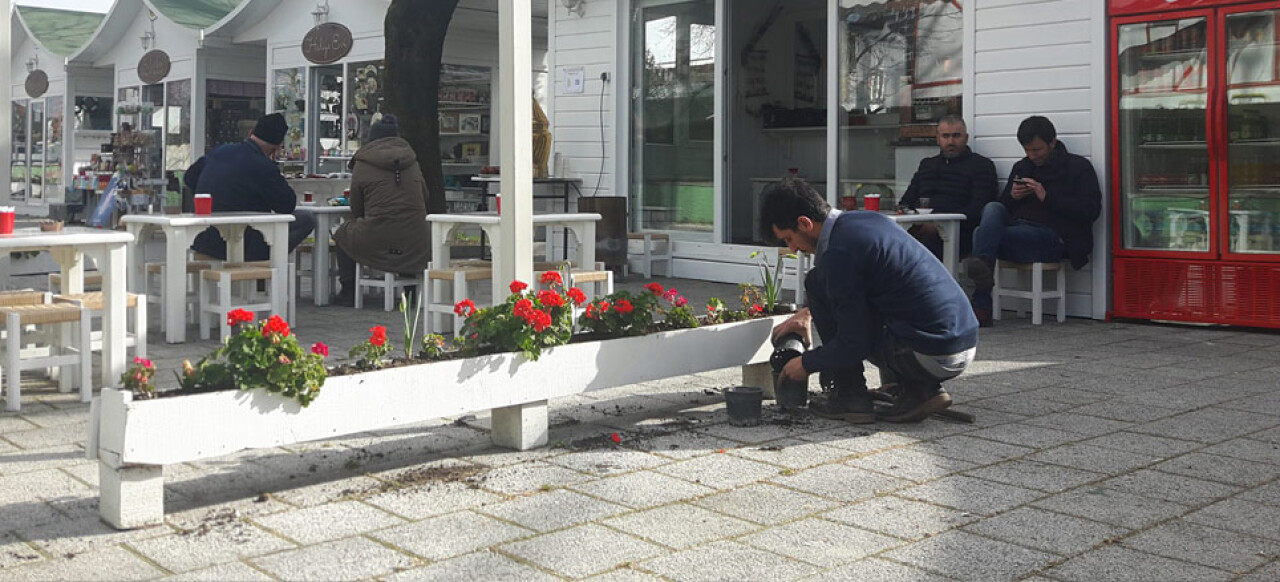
left=762, top=177, right=979, bottom=423
left=184, top=113, right=315, bottom=261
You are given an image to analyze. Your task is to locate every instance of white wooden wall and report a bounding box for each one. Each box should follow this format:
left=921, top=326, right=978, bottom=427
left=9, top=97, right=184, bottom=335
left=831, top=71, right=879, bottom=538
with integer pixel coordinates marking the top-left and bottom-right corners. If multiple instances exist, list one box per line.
left=548, top=0, right=617, bottom=198
left=965, top=0, right=1109, bottom=319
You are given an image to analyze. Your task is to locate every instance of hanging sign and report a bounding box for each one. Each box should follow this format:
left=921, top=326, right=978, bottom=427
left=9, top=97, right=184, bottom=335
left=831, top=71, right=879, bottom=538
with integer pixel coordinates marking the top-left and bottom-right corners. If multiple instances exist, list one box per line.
left=302, top=22, right=353, bottom=65
left=138, top=50, right=171, bottom=85
left=25, top=70, right=49, bottom=98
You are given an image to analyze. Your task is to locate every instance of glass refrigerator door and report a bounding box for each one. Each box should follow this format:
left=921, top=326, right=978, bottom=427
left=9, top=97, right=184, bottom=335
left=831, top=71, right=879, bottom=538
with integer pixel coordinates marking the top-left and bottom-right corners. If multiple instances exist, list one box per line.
left=1118, top=17, right=1211, bottom=252
left=1224, top=9, right=1280, bottom=256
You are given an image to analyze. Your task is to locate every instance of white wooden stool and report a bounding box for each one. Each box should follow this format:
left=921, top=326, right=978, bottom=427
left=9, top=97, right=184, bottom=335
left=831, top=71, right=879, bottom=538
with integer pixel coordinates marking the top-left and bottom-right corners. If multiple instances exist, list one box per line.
left=993, top=260, right=1067, bottom=325
left=53, top=292, right=147, bottom=360
left=626, top=233, right=672, bottom=278
left=355, top=264, right=420, bottom=312
left=3, top=302, right=92, bottom=411
left=48, top=272, right=102, bottom=294
left=294, top=241, right=339, bottom=301
left=145, top=261, right=211, bottom=329
left=198, top=266, right=283, bottom=341
left=423, top=266, right=493, bottom=336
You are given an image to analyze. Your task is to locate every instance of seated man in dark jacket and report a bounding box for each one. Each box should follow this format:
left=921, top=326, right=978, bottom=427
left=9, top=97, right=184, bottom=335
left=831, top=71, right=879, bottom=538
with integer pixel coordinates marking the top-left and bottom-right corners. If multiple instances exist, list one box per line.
left=898, top=115, right=997, bottom=259
left=184, top=113, right=315, bottom=261
left=763, top=177, right=979, bottom=424
left=964, top=116, right=1102, bottom=326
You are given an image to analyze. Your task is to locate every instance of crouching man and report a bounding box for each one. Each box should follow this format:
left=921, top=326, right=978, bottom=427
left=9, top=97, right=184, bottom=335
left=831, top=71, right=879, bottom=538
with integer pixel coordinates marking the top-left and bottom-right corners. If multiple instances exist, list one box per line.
left=761, top=177, right=978, bottom=423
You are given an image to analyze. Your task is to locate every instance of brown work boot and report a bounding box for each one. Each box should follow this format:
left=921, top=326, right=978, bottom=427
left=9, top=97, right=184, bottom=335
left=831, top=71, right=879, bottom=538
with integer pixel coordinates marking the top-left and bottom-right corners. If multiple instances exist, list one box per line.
left=964, top=255, right=994, bottom=290
left=812, top=371, right=875, bottom=424
left=878, top=387, right=952, bottom=423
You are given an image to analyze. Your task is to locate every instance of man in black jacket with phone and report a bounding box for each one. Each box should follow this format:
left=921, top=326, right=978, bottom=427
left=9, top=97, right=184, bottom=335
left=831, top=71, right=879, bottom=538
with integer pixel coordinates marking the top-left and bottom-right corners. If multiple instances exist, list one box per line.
left=964, top=116, right=1102, bottom=326
left=898, top=115, right=998, bottom=259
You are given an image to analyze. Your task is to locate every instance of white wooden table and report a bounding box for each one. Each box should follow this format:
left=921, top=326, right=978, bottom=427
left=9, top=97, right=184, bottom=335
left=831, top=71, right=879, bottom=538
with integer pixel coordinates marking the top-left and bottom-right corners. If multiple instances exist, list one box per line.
left=300, top=205, right=351, bottom=306
left=428, top=212, right=601, bottom=298
left=0, top=227, right=134, bottom=387
left=888, top=212, right=967, bottom=276
left=121, top=213, right=294, bottom=343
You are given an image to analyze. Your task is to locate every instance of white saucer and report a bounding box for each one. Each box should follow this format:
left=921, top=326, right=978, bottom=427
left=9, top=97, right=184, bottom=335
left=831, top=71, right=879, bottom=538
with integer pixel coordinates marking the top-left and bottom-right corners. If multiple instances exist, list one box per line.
left=916, top=208, right=934, bottom=215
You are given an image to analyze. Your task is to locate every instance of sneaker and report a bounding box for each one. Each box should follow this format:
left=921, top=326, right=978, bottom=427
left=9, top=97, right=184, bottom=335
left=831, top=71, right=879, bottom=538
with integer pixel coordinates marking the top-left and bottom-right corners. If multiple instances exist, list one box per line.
left=964, top=255, right=994, bottom=290
left=878, top=388, right=952, bottom=423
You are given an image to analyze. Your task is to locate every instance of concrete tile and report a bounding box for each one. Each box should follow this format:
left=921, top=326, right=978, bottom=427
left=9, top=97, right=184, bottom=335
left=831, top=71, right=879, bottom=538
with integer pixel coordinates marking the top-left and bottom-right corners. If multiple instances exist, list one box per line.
left=0, top=413, right=41, bottom=433
left=251, top=500, right=404, bottom=545
left=845, top=446, right=978, bottom=483
left=0, top=444, right=92, bottom=477
left=250, top=536, right=418, bottom=581
left=570, top=470, right=715, bottom=509
left=3, top=421, right=90, bottom=450
left=15, top=510, right=172, bottom=558
left=694, top=416, right=822, bottom=444
left=371, top=510, right=533, bottom=561
left=382, top=550, right=559, bottom=582
left=1, top=546, right=163, bottom=581
left=797, top=557, right=953, bottom=581
left=638, top=540, right=818, bottom=581
left=1154, top=452, right=1280, bottom=487
left=624, top=429, right=742, bottom=460
left=1120, top=384, right=1253, bottom=412
left=963, top=459, right=1106, bottom=493
left=478, top=489, right=628, bottom=532
left=1200, top=438, right=1280, bottom=465
left=1077, top=431, right=1201, bottom=457
left=1027, top=443, right=1160, bottom=474
left=15, top=406, right=84, bottom=428
left=1122, top=519, right=1275, bottom=573
left=896, top=475, right=1042, bottom=516
left=267, top=475, right=384, bottom=507
left=691, top=483, right=840, bottom=525
left=163, top=561, right=275, bottom=581
left=1021, top=412, right=1132, bottom=437
left=965, top=393, right=1080, bottom=416
left=478, top=460, right=592, bottom=495
left=1069, top=400, right=1182, bottom=423
left=915, top=435, right=1036, bottom=466
left=794, top=427, right=918, bottom=455
left=127, top=521, right=295, bottom=574
left=962, top=422, right=1084, bottom=449
left=738, top=518, right=899, bottom=567
left=963, top=507, right=1128, bottom=556
left=654, top=452, right=784, bottom=489
left=883, top=530, right=1056, bottom=581
left=1099, top=469, right=1241, bottom=505
left=1239, top=479, right=1280, bottom=507
left=602, top=504, right=758, bottom=549
left=162, top=497, right=294, bottom=534
left=1238, top=560, right=1280, bottom=582
left=1134, top=407, right=1276, bottom=444
left=727, top=438, right=854, bottom=469
left=770, top=463, right=911, bottom=502
left=1032, top=486, right=1189, bottom=529
left=1184, top=498, right=1280, bottom=541
left=543, top=449, right=669, bottom=476
left=822, top=496, right=977, bottom=540
left=0, top=531, right=43, bottom=570
left=1047, top=546, right=1232, bottom=582
left=500, top=524, right=666, bottom=579
left=363, top=479, right=504, bottom=521
left=582, top=569, right=667, bottom=582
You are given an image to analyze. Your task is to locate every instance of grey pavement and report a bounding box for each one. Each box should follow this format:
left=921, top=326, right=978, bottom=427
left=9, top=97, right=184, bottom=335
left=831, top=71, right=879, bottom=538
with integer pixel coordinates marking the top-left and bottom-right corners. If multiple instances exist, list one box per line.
left=2, top=268, right=1280, bottom=580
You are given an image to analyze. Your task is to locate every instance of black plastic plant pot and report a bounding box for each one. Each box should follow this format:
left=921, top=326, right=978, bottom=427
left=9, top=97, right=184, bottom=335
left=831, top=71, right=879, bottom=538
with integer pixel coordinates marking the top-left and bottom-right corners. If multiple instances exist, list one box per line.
left=724, top=385, right=763, bottom=427
left=772, top=370, right=809, bottom=410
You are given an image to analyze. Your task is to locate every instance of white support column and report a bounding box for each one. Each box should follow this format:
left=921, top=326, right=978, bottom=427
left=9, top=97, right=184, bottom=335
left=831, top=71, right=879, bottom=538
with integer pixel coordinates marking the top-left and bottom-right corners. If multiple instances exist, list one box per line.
left=98, top=455, right=164, bottom=529
left=0, top=0, right=11, bottom=207
left=491, top=399, right=549, bottom=451
left=497, top=0, right=535, bottom=299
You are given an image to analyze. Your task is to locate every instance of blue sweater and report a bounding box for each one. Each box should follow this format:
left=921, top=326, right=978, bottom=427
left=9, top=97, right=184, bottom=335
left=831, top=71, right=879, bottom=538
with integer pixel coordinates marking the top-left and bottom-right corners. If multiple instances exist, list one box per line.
left=801, top=211, right=978, bottom=374
left=186, top=140, right=296, bottom=259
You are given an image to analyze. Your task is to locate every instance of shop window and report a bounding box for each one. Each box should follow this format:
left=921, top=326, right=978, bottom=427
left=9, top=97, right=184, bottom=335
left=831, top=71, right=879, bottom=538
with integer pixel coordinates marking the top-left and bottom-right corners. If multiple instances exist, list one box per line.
left=312, top=65, right=345, bottom=174
left=74, top=96, right=113, bottom=130
left=44, top=95, right=63, bottom=195
left=206, top=79, right=265, bottom=154
left=273, top=67, right=307, bottom=163
left=346, top=60, right=386, bottom=153
left=29, top=100, right=44, bottom=201
left=166, top=80, right=192, bottom=172
left=11, top=100, right=28, bottom=200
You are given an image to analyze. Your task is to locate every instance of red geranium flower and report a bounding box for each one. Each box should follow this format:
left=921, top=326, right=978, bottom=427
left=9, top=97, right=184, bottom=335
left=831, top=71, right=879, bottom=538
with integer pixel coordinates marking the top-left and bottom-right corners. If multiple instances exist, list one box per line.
left=227, top=308, right=254, bottom=328
left=663, top=288, right=679, bottom=301
left=454, top=298, right=477, bottom=317
left=513, top=298, right=535, bottom=318
left=584, top=303, right=598, bottom=319
left=599, top=300, right=611, bottom=312
left=369, top=325, right=387, bottom=347
left=262, top=315, right=291, bottom=337
left=540, top=271, right=562, bottom=287
left=614, top=299, right=634, bottom=314
left=311, top=342, right=329, bottom=357
left=643, top=282, right=665, bottom=296
left=537, top=289, right=564, bottom=308
left=749, top=303, right=764, bottom=315
left=673, top=296, right=688, bottom=308
left=566, top=287, right=587, bottom=305
left=529, top=309, right=553, bottom=332
left=610, top=432, right=622, bottom=444
left=509, top=280, right=528, bottom=295
left=133, top=356, right=153, bottom=369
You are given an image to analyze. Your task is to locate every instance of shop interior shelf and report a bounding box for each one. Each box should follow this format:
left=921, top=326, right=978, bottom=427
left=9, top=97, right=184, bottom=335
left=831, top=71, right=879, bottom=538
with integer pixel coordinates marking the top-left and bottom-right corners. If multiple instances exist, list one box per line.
left=1229, top=139, right=1280, bottom=147
left=1132, top=186, right=1209, bottom=194
left=440, top=133, right=489, bottom=138
left=1139, top=141, right=1206, bottom=149
left=1139, top=48, right=1205, bottom=62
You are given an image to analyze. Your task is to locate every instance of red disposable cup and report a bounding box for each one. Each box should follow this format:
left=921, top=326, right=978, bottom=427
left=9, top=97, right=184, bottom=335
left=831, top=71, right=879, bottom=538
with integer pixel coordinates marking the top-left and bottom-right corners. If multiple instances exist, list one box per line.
left=0, top=212, right=14, bottom=235
left=304, top=192, right=314, bottom=203
left=194, top=194, right=212, bottom=215
left=864, top=194, right=881, bottom=212
left=495, top=194, right=501, bottom=213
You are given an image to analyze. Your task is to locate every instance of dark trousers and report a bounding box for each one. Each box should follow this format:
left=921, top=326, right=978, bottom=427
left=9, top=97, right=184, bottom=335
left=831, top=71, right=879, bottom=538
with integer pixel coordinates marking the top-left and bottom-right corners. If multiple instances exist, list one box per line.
left=970, top=201, right=1064, bottom=310
left=336, top=245, right=356, bottom=291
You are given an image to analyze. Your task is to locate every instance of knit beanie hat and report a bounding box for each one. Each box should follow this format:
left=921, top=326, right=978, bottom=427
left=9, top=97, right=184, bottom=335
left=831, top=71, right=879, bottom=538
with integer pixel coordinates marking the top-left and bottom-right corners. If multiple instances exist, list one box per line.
left=252, top=113, right=288, bottom=145
left=368, top=114, right=399, bottom=142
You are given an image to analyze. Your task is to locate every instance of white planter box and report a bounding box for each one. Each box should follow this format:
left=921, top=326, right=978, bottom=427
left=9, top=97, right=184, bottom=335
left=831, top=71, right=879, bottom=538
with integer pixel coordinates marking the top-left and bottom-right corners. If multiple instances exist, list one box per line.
left=92, top=316, right=784, bottom=528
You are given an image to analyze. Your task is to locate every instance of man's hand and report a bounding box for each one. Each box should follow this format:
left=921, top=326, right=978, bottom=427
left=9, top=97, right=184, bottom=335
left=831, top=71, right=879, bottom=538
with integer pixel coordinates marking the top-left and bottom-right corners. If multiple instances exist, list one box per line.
left=771, top=308, right=812, bottom=347
left=1023, top=177, right=1047, bottom=202
left=780, top=356, right=808, bottom=384
left=1010, top=182, right=1032, bottom=200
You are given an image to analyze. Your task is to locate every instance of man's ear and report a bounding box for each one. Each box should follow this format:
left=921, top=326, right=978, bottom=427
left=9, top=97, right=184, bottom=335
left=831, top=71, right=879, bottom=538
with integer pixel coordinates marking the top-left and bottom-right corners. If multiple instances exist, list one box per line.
left=796, top=216, right=813, bottom=233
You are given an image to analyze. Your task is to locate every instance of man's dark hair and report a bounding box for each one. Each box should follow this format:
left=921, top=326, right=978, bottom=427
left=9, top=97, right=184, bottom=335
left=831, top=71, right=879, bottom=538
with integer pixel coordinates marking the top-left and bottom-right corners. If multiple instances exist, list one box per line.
left=759, top=176, right=829, bottom=242
left=1017, top=115, right=1056, bottom=146
left=937, top=114, right=966, bottom=130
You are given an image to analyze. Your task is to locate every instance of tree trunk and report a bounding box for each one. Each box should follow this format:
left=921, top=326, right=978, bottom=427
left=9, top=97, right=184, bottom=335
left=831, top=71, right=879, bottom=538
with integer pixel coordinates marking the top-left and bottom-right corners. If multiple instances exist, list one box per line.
left=384, top=0, right=460, bottom=222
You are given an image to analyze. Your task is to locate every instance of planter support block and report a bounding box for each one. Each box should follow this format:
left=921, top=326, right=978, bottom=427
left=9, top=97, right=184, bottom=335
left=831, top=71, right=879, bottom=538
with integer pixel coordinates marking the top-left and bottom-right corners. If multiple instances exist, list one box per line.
left=492, top=400, right=548, bottom=450
left=98, top=454, right=164, bottom=529
left=742, top=362, right=775, bottom=400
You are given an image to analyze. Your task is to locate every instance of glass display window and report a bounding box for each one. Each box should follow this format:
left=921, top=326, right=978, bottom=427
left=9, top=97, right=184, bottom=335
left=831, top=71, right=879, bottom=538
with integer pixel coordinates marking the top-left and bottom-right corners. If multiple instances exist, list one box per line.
left=166, top=80, right=192, bottom=172
left=312, top=65, right=345, bottom=174
left=346, top=60, right=386, bottom=153
left=29, top=100, right=44, bottom=201
left=1224, top=9, right=1279, bottom=256
left=11, top=100, right=28, bottom=200
left=75, top=96, right=113, bottom=130
left=44, top=95, right=63, bottom=196
left=272, top=67, right=307, bottom=162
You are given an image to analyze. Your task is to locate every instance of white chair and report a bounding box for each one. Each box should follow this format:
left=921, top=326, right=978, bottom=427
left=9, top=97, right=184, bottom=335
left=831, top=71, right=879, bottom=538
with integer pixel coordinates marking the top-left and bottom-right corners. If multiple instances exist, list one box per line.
left=626, top=233, right=672, bottom=278
left=294, top=241, right=340, bottom=301
left=3, top=300, right=92, bottom=411
left=355, top=264, right=420, bottom=312
left=423, top=265, right=493, bottom=336
left=198, top=265, right=284, bottom=341
left=53, top=292, right=147, bottom=361
left=48, top=272, right=102, bottom=294
left=145, top=261, right=211, bottom=330
left=993, top=260, right=1068, bottom=325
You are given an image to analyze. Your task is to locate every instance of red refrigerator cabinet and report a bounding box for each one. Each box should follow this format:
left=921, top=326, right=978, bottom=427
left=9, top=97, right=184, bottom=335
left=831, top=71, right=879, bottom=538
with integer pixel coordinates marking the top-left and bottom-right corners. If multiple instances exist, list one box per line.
left=1111, top=0, right=1280, bottom=328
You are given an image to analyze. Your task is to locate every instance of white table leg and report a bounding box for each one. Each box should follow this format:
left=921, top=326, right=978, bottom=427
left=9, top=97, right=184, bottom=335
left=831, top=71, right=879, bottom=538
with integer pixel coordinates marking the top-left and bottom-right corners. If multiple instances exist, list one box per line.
left=313, top=214, right=332, bottom=306
left=125, top=223, right=147, bottom=294
left=163, top=228, right=191, bottom=343
left=941, top=221, right=959, bottom=277
left=217, top=225, right=247, bottom=263
left=100, top=244, right=128, bottom=387
left=485, top=225, right=503, bottom=300
left=269, top=224, right=290, bottom=321
left=49, top=247, right=86, bottom=295
left=579, top=221, right=596, bottom=269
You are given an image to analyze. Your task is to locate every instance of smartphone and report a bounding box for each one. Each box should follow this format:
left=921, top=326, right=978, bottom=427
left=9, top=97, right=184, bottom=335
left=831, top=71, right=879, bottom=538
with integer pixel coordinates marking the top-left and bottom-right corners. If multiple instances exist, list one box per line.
left=1012, top=177, right=1030, bottom=185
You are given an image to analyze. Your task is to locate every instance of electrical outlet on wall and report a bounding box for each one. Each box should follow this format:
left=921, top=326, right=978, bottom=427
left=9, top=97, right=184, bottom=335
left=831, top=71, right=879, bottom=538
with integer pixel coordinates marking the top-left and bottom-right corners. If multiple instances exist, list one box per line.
left=563, top=67, right=585, bottom=95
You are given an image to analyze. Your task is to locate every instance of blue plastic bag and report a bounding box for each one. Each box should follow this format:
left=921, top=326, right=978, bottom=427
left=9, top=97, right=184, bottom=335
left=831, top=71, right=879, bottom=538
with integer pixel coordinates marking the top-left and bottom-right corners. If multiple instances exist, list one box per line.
left=86, top=175, right=121, bottom=228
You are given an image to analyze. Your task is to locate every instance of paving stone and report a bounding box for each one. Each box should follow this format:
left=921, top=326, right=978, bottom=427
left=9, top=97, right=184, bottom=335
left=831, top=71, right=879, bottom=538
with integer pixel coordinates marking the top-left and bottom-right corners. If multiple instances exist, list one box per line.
left=500, top=524, right=665, bottom=579
left=127, top=520, right=295, bottom=573
left=543, top=449, right=669, bottom=476
left=570, top=470, right=715, bottom=509
left=845, top=446, right=978, bottom=483
left=695, top=418, right=821, bottom=444
left=914, top=435, right=1036, bottom=466
left=1153, top=452, right=1280, bottom=487
left=1184, top=498, right=1280, bottom=541
left=3, top=421, right=91, bottom=450
left=654, top=452, right=784, bottom=489
left=737, top=517, right=899, bottom=567
left=371, top=510, right=533, bottom=561
left=896, top=475, right=1042, bottom=516
left=460, top=443, right=567, bottom=467
left=251, top=500, right=404, bottom=545
left=964, top=393, right=1081, bottom=416
left=163, top=496, right=295, bottom=533
left=581, top=569, right=668, bottom=581
left=638, top=540, right=817, bottom=581
left=1026, top=443, right=1160, bottom=474
left=1120, top=384, right=1252, bottom=411
left=1021, top=385, right=1113, bottom=406
left=267, top=475, right=384, bottom=507
left=822, top=495, right=977, bottom=540
left=15, top=406, right=83, bottom=428
left=162, top=561, right=275, bottom=581
left=250, top=536, right=418, bottom=581
left=0, top=413, right=40, bottom=433
left=1133, top=407, right=1276, bottom=444
left=1047, top=545, right=1233, bottom=582
left=363, top=480, right=505, bottom=520
left=1032, top=486, right=1190, bottom=529
left=0, top=531, right=43, bottom=570
left=478, top=489, right=628, bottom=532
left=771, top=463, right=911, bottom=502
left=1, top=546, right=163, bottom=581
left=1022, top=412, right=1132, bottom=437
left=1238, top=560, right=1280, bottom=582
left=1239, top=479, right=1280, bottom=507
left=1099, top=469, right=1240, bottom=505
left=624, top=429, right=741, bottom=460
left=1068, top=400, right=1182, bottom=423
left=478, top=460, right=592, bottom=495
left=963, top=507, right=1128, bottom=556
left=0, top=445, right=92, bottom=478
left=794, top=427, right=918, bottom=455
left=1200, top=438, right=1280, bottom=466
left=963, top=459, right=1105, bottom=493
left=691, top=483, right=839, bottom=525
left=382, top=550, right=559, bottom=582
left=1122, top=519, right=1275, bottom=573
left=883, top=529, right=1056, bottom=581
left=727, top=438, right=854, bottom=469
left=876, top=417, right=979, bottom=440
left=15, top=510, right=173, bottom=558
left=797, top=557, right=953, bottom=581
left=1077, top=431, right=1202, bottom=457
left=963, top=422, right=1084, bottom=449
left=602, top=504, right=758, bottom=549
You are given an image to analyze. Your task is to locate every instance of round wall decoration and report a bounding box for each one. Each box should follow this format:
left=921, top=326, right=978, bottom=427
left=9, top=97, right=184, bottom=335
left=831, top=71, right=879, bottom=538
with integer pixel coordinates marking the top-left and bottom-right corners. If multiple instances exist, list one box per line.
left=138, top=50, right=171, bottom=85
left=25, top=70, right=49, bottom=98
